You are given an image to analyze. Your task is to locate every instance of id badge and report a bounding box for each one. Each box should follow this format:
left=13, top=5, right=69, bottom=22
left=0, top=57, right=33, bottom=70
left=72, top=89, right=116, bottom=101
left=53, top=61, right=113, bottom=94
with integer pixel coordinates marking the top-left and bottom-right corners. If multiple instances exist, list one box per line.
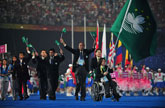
left=78, top=59, right=84, bottom=66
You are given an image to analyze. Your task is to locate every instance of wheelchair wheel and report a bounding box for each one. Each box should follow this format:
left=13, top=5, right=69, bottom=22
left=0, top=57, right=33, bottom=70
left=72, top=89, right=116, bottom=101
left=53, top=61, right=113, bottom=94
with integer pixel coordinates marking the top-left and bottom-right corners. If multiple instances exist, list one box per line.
left=91, top=82, right=103, bottom=101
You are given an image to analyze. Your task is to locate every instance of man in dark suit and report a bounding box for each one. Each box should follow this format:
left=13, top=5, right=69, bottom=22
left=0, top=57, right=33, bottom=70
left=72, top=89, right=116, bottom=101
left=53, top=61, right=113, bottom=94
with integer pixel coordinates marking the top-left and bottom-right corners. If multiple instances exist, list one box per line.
left=32, top=50, right=48, bottom=100
left=60, top=38, right=95, bottom=101
left=17, top=47, right=32, bottom=100
left=90, top=49, right=102, bottom=76
left=47, top=48, right=65, bottom=100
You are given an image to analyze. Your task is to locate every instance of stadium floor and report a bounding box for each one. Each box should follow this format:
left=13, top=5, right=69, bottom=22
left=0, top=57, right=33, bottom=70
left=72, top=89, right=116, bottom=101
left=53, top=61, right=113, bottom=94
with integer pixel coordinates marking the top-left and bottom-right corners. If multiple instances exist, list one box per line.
left=0, top=93, right=165, bottom=108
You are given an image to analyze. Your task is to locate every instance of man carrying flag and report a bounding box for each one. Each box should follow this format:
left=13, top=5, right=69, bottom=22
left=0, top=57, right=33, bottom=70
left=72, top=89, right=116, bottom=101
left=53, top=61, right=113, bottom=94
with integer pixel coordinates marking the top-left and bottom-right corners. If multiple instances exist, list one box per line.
left=111, top=0, right=157, bottom=62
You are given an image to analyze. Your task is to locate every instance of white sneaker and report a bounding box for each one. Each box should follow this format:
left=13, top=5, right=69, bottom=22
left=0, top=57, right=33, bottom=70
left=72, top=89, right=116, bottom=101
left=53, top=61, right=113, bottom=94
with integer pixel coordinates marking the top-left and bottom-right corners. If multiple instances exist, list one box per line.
left=8, top=94, right=12, bottom=97
left=145, top=93, right=148, bottom=96
left=156, top=92, right=159, bottom=96
left=163, top=92, right=165, bottom=95
left=134, top=93, right=138, bottom=96
left=126, top=93, right=130, bottom=96
left=60, top=91, right=64, bottom=94
left=66, top=93, right=73, bottom=96
left=119, top=92, right=123, bottom=96
left=149, top=92, right=154, bottom=96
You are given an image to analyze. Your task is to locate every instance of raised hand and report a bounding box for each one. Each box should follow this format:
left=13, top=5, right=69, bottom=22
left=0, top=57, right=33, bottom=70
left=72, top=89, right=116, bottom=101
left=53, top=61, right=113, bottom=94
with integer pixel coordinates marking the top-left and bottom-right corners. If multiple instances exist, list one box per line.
left=60, top=38, right=66, bottom=45
left=35, top=52, right=39, bottom=56
left=54, top=53, right=58, bottom=56
left=104, top=72, right=108, bottom=76
left=26, top=47, right=30, bottom=52
left=60, top=48, right=64, bottom=55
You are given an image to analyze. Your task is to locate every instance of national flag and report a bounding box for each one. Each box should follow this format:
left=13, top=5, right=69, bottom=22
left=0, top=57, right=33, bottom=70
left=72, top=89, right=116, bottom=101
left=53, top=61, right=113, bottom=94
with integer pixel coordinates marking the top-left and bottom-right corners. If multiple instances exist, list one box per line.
left=107, top=33, right=115, bottom=68
left=95, top=21, right=99, bottom=50
left=115, top=40, right=122, bottom=65
left=101, top=24, right=106, bottom=58
left=111, top=0, right=157, bottom=62
left=125, top=49, right=130, bottom=66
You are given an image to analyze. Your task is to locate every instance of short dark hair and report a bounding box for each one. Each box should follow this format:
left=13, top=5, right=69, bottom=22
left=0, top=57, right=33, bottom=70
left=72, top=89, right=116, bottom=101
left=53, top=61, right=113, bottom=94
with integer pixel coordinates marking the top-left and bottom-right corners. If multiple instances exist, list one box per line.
left=95, top=48, right=101, bottom=52
left=19, top=52, right=25, bottom=55
left=79, top=42, right=84, bottom=46
left=41, top=50, right=47, bottom=54
left=49, top=48, right=55, bottom=53
left=2, top=59, right=7, bottom=62
left=12, top=55, right=18, bottom=58
left=98, top=58, right=106, bottom=66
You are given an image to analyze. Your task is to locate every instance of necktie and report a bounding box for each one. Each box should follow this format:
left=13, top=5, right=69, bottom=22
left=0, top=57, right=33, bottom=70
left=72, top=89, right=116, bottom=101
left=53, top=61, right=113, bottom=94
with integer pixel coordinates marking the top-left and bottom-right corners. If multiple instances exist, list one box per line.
left=50, top=58, right=53, bottom=64
left=80, top=51, right=83, bottom=59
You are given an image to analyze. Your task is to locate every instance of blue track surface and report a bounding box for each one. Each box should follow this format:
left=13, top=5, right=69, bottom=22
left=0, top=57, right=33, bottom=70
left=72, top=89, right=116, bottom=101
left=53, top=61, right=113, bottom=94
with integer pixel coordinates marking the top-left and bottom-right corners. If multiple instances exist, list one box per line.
left=0, top=94, right=165, bottom=108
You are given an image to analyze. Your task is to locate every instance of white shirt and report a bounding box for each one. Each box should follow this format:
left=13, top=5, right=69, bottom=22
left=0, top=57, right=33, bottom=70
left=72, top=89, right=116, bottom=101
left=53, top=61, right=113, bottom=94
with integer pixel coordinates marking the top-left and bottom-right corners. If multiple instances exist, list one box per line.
left=65, top=68, right=73, bottom=80
left=154, top=72, right=164, bottom=82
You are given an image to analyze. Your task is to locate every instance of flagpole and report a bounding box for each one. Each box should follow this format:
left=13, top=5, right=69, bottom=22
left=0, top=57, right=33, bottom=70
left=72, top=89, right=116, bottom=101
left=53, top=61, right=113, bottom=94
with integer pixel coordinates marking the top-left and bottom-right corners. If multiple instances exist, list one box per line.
left=71, top=15, right=74, bottom=63
left=84, top=15, right=86, bottom=49
left=114, top=0, right=132, bottom=48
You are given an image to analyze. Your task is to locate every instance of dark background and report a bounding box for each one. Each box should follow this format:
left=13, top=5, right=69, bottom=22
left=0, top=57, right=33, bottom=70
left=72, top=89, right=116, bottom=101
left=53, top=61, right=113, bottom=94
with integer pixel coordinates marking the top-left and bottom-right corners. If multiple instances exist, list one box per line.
left=0, top=28, right=165, bottom=73
left=0, top=28, right=111, bottom=74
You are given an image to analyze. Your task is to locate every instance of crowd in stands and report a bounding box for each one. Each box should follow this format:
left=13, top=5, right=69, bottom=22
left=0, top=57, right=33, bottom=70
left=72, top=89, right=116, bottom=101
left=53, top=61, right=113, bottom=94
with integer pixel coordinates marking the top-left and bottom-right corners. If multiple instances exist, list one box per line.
left=0, top=0, right=164, bottom=27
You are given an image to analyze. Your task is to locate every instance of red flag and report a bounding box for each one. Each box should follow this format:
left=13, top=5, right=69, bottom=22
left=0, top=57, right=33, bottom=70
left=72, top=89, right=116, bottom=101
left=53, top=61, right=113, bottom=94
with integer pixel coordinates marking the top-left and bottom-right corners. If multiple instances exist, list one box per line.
left=95, top=21, right=99, bottom=50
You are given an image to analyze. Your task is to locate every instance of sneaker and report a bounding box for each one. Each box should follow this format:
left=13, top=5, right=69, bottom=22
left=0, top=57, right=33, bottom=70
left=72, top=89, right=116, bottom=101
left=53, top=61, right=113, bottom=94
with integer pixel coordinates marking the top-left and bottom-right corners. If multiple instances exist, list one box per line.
left=156, top=92, right=159, bottom=96
left=126, top=93, right=130, bottom=96
left=119, top=92, right=123, bottom=96
left=149, top=92, right=154, bottom=96
left=66, top=93, right=73, bottom=96
left=60, top=91, right=64, bottom=94
left=163, top=92, right=165, bottom=95
left=142, top=92, right=145, bottom=96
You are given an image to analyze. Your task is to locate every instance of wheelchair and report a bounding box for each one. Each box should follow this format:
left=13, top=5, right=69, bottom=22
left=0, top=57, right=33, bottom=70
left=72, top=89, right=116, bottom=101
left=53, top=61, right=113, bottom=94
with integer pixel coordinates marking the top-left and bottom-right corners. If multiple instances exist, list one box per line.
left=91, top=79, right=120, bottom=101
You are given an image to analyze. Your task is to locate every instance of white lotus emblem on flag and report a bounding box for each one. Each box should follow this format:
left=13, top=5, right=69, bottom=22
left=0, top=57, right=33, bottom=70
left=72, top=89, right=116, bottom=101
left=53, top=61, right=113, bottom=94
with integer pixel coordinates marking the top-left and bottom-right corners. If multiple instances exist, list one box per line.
left=123, top=12, right=145, bottom=34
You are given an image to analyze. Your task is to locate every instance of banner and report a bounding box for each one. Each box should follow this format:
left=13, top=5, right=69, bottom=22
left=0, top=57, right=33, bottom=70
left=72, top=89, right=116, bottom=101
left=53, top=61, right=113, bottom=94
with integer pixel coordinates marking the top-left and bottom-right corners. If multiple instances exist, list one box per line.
left=0, top=44, right=7, bottom=54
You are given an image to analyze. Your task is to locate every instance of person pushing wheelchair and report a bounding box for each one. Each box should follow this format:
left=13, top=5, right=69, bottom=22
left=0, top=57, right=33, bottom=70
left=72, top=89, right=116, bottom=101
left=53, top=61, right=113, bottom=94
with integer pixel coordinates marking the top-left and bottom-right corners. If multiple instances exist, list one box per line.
left=95, top=58, right=121, bottom=101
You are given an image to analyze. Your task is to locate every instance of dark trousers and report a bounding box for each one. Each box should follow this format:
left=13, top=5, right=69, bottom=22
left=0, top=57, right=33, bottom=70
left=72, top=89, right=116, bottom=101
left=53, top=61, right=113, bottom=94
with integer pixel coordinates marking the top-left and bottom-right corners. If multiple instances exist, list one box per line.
left=11, top=79, right=19, bottom=99
left=75, top=66, right=87, bottom=98
left=104, top=82, right=110, bottom=97
left=39, top=76, right=47, bottom=99
left=18, top=79, right=28, bottom=98
left=104, top=80, right=121, bottom=99
left=47, top=75, right=59, bottom=99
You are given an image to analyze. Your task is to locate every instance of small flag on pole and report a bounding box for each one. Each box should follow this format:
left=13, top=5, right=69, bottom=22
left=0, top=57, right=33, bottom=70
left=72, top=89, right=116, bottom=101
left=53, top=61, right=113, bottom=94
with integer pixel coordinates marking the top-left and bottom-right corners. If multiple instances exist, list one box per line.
left=61, top=28, right=67, bottom=38
left=55, top=40, right=61, bottom=49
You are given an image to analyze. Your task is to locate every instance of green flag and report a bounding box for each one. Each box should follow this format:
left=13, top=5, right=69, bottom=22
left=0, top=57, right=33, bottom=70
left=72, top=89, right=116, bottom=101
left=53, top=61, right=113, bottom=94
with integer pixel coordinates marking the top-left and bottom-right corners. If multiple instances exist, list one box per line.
left=27, top=44, right=33, bottom=48
left=111, top=0, right=157, bottom=62
left=90, top=32, right=96, bottom=38
left=55, top=40, right=60, bottom=46
left=22, top=36, right=27, bottom=43
left=62, top=28, right=66, bottom=33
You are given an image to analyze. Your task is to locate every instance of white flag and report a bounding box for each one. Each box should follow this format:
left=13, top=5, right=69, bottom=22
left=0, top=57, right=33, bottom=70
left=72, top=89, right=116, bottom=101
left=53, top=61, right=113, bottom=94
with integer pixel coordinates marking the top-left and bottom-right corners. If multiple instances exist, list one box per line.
left=101, top=24, right=106, bottom=59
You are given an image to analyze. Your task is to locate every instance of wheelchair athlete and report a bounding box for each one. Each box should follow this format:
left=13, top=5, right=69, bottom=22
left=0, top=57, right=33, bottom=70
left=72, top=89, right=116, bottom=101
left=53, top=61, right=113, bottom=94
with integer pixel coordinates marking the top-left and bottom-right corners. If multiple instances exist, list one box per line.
left=95, top=58, right=121, bottom=101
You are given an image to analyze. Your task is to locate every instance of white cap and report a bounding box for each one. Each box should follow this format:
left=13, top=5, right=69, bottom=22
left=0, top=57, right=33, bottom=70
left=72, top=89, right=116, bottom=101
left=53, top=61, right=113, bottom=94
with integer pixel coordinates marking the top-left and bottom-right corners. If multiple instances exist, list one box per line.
left=158, top=68, right=161, bottom=71
left=69, top=64, right=73, bottom=67
left=146, top=67, right=150, bottom=70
